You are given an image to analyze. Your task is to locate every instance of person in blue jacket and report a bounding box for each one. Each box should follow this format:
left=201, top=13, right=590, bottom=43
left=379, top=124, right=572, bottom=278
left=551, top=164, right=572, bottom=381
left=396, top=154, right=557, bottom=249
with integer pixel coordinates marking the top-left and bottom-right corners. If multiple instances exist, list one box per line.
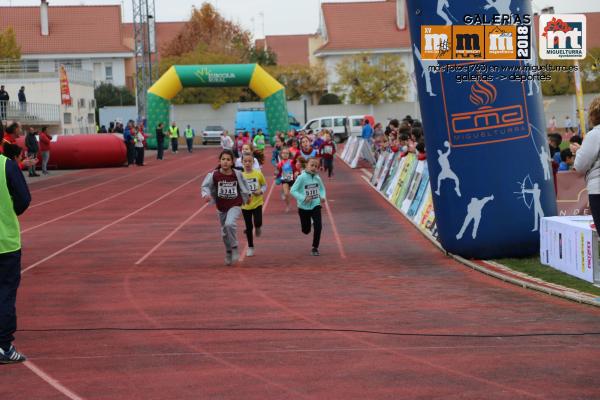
left=0, top=150, right=31, bottom=364
left=290, top=157, right=327, bottom=256
left=361, top=119, right=373, bottom=143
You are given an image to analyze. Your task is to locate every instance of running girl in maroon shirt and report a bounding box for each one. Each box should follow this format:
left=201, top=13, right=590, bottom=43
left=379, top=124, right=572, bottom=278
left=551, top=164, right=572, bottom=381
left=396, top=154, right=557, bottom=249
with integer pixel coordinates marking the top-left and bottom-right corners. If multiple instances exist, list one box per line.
left=201, top=150, right=251, bottom=266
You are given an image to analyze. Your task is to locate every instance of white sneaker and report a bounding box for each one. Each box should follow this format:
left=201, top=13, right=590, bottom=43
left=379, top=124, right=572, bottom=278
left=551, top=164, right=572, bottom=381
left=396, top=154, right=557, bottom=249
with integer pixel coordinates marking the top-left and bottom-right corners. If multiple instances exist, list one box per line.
left=247, top=247, right=255, bottom=257
left=224, top=252, right=232, bottom=266
left=231, top=247, right=239, bottom=263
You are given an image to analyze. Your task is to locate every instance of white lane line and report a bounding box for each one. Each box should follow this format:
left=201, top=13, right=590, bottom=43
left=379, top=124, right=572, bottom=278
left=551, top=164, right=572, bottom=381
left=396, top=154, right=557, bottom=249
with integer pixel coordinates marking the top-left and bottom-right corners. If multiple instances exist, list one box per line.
left=135, top=203, right=210, bottom=265
left=22, top=175, right=200, bottom=275
left=323, top=197, right=347, bottom=259
left=22, top=159, right=195, bottom=234
left=23, top=361, right=84, bottom=400
left=29, top=170, right=142, bottom=209
left=29, top=172, right=104, bottom=194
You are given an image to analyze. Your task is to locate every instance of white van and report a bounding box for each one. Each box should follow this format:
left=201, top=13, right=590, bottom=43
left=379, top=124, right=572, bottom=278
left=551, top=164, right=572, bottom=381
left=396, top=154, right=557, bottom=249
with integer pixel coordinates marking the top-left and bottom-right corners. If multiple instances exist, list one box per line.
left=301, top=116, right=349, bottom=143
left=348, top=115, right=376, bottom=137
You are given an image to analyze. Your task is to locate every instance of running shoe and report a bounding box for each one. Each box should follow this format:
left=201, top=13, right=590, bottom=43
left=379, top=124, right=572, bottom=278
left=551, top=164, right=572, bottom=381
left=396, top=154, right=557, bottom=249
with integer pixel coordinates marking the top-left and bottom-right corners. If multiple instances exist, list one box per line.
left=247, top=247, right=255, bottom=257
left=311, top=248, right=320, bottom=256
left=225, top=251, right=232, bottom=266
left=0, top=345, right=27, bottom=364
left=231, top=247, right=240, bottom=263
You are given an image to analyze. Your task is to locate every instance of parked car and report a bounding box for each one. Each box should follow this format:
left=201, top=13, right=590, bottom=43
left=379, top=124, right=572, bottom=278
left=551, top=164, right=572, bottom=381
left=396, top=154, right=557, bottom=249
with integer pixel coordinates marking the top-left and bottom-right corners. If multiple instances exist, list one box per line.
left=201, top=125, right=225, bottom=145
left=348, top=115, right=376, bottom=137
left=302, top=116, right=349, bottom=143
left=235, top=108, right=301, bottom=143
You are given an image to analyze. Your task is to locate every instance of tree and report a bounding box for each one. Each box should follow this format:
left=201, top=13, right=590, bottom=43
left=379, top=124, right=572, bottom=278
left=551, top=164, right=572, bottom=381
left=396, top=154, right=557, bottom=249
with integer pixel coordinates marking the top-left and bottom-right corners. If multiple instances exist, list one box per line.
left=94, top=83, right=136, bottom=108
left=318, top=93, right=342, bottom=105
left=267, top=64, right=328, bottom=102
left=248, top=46, right=277, bottom=66
left=163, top=2, right=251, bottom=60
left=542, top=48, right=600, bottom=95
left=0, top=27, right=21, bottom=60
left=333, top=54, right=408, bottom=104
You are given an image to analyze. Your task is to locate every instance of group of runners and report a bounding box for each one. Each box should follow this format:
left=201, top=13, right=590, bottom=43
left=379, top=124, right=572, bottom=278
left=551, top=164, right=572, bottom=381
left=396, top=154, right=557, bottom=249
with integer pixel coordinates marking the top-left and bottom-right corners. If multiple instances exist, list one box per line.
left=205, top=129, right=337, bottom=265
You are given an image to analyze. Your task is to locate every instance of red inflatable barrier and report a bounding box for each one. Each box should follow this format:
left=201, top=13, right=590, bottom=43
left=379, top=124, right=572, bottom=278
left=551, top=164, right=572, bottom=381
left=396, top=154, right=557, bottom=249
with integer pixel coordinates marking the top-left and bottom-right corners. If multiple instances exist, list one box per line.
left=16, top=134, right=127, bottom=169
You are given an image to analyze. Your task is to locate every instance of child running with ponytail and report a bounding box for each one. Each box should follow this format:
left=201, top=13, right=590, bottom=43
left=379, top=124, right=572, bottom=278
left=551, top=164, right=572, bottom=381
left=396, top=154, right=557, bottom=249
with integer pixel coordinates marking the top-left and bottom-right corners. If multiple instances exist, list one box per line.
left=276, top=147, right=295, bottom=212
left=241, top=153, right=267, bottom=257
left=290, top=157, right=327, bottom=256
left=202, top=150, right=251, bottom=266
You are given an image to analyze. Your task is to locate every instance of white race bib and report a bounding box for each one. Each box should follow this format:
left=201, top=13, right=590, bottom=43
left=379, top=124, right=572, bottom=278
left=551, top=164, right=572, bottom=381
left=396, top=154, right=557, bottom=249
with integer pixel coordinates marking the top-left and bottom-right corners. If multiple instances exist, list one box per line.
left=246, top=177, right=259, bottom=192
left=304, top=183, right=319, bottom=200
left=217, top=181, right=238, bottom=199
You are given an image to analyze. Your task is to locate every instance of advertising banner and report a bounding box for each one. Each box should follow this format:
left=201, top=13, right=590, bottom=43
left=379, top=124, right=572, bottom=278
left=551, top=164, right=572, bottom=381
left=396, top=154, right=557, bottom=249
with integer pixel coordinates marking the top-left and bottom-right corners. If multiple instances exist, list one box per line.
left=59, top=64, right=72, bottom=106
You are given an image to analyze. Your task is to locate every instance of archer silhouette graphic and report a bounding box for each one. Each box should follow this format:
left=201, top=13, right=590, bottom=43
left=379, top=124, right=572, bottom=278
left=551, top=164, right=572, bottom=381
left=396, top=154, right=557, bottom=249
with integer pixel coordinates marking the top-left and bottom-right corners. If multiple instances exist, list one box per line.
left=413, top=44, right=439, bottom=97
left=456, top=195, right=495, bottom=240
left=435, top=141, right=461, bottom=197
left=515, top=176, right=545, bottom=232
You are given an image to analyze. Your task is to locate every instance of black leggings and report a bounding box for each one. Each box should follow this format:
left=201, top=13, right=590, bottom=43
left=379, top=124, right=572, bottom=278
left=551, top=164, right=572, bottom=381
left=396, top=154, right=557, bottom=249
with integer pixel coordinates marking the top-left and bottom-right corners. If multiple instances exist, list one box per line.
left=242, top=206, right=263, bottom=247
left=323, top=158, right=333, bottom=177
left=298, top=205, right=322, bottom=249
left=589, top=194, right=600, bottom=230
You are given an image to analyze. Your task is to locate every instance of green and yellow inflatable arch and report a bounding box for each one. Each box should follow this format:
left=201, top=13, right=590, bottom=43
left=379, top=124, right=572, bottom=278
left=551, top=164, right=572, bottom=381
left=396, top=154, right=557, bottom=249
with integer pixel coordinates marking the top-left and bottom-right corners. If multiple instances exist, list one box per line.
left=146, top=64, right=289, bottom=148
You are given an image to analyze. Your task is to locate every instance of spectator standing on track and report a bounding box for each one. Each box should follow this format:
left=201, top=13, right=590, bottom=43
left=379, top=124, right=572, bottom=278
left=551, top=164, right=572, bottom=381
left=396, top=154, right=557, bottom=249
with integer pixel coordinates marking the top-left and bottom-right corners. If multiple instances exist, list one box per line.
left=124, top=120, right=136, bottom=166
left=565, top=115, right=575, bottom=134
left=0, top=85, right=9, bottom=121
left=362, top=119, right=373, bottom=144
left=220, top=130, right=233, bottom=151
left=290, top=157, right=327, bottom=256
left=169, top=122, right=179, bottom=154
left=241, top=153, right=267, bottom=258
left=135, top=128, right=146, bottom=166
left=184, top=124, right=195, bottom=153
left=573, top=97, right=600, bottom=229
left=156, top=123, right=165, bottom=160
left=25, top=127, right=39, bottom=177
left=548, top=115, right=557, bottom=133
left=0, top=149, right=31, bottom=364
left=201, top=149, right=251, bottom=266
left=38, top=126, right=51, bottom=175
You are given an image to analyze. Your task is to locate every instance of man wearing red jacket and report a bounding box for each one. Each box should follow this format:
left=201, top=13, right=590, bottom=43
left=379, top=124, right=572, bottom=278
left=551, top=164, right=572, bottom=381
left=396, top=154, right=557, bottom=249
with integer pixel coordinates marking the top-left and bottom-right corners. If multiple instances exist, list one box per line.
left=39, top=126, right=51, bottom=175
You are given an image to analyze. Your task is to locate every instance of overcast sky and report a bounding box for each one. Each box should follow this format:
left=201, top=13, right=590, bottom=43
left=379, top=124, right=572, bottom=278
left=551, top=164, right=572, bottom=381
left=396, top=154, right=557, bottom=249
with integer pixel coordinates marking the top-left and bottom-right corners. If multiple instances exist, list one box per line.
left=2, top=0, right=600, bottom=37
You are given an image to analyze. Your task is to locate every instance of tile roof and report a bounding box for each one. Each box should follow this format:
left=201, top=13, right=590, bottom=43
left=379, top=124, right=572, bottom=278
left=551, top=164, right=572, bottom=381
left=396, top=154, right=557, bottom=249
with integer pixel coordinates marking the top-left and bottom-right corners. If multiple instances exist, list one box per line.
left=0, top=5, right=132, bottom=55
left=317, top=1, right=411, bottom=53
left=255, top=34, right=314, bottom=66
left=122, top=21, right=186, bottom=57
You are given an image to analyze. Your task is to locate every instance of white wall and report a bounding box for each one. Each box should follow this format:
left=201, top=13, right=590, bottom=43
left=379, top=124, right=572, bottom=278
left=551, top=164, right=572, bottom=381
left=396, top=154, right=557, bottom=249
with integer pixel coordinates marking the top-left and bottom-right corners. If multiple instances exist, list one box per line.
left=32, top=57, right=127, bottom=87
left=1, top=79, right=61, bottom=105
left=61, top=81, right=96, bottom=134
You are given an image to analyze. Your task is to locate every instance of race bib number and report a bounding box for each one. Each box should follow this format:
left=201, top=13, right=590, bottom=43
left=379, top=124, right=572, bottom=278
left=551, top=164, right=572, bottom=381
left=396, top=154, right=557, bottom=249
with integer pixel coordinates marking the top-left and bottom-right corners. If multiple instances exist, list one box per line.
left=323, top=145, right=333, bottom=155
left=246, top=177, right=259, bottom=192
left=217, top=181, right=238, bottom=199
left=304, top=183, right=319, bottom=200
left=256, top=138, right=265, bottom=146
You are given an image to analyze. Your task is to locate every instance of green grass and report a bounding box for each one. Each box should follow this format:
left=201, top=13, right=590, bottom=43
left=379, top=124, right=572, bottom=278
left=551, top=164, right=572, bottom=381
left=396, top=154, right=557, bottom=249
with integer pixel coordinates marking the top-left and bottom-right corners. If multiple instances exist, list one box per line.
left=495, top=258, right=600, bottom=297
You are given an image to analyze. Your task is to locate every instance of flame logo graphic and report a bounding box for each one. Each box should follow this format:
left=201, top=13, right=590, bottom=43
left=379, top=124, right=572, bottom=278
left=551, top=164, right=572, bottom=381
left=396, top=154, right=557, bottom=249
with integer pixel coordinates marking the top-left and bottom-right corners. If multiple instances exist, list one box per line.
left=469, top=79, right=497, bottom=107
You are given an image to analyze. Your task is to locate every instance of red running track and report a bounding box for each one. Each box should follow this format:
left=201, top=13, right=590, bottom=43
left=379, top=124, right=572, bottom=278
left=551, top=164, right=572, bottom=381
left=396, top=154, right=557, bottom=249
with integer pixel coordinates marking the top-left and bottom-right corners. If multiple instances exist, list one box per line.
left=1, top=148, right=600, bottom=399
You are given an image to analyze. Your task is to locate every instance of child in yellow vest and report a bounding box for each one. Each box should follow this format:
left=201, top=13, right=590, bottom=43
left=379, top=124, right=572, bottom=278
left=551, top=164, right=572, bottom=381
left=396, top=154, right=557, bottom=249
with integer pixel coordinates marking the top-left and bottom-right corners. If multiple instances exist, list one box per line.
left=241, top=153, right=267, bottom=257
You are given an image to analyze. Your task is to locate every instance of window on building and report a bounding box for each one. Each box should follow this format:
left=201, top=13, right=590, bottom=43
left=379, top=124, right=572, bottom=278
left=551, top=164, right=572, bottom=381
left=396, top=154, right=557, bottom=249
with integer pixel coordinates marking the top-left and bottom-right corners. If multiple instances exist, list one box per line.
left=20, top=60, right=39, bottom=72
left=88, top=113, right=95, bottom=124
left=105, top=64, right=113, bottom=81
left=64, top=113, right=72, bottom=124
left=89, top=99, right=96, bottom=109
left=54, top=59, right=82, bottom=71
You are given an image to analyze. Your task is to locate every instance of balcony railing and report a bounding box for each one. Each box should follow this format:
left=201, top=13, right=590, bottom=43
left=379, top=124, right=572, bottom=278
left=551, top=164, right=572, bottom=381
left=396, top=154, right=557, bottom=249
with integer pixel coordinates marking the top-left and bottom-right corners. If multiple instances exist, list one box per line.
left=0, top=60, right=93, bottom=85
left=0, top=101, right=60, bottom=124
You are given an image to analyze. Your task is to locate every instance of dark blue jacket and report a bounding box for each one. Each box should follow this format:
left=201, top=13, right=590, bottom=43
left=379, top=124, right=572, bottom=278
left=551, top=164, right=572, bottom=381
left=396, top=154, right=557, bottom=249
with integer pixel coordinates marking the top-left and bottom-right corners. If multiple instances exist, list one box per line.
left=5, top=158, right=31, bottom=215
